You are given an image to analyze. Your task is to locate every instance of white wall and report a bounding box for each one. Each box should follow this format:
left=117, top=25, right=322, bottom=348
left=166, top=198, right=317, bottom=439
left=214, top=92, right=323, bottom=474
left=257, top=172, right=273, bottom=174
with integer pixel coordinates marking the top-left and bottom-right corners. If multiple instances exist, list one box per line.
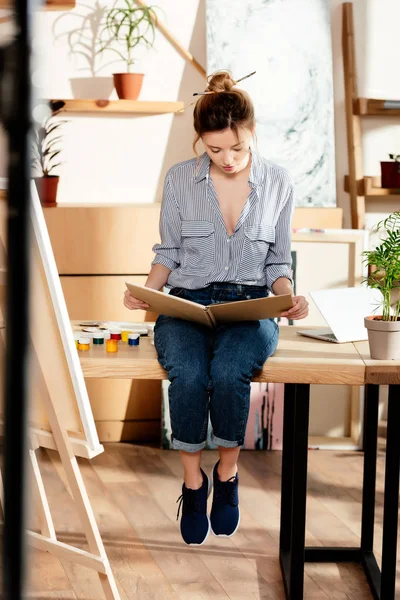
left=31, top=0, right=207, bottom=203
left=1, top=0, right=398, bottom=220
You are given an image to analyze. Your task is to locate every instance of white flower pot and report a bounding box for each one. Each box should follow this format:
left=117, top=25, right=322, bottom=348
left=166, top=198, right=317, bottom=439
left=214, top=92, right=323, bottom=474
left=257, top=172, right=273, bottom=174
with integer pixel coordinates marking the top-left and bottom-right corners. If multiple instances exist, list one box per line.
left=364, top=316, right=400, bottom=360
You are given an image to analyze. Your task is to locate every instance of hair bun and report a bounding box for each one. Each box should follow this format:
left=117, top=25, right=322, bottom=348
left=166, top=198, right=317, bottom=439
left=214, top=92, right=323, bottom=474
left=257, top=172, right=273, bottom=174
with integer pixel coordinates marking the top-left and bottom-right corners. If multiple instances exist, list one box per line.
left=206, top=70, right=235, bottom=93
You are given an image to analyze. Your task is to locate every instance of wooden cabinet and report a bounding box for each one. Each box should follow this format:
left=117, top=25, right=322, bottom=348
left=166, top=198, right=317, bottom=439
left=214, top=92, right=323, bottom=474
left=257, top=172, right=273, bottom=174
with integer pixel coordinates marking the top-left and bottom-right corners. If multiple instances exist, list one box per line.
left=44, top=204, right=162, bottom=443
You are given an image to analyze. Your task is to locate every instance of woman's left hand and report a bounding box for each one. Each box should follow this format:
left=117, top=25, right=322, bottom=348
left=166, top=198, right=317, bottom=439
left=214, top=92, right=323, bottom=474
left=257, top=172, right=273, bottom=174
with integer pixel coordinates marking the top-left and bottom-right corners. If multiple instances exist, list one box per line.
left=280, top=295, right=309, bottom=320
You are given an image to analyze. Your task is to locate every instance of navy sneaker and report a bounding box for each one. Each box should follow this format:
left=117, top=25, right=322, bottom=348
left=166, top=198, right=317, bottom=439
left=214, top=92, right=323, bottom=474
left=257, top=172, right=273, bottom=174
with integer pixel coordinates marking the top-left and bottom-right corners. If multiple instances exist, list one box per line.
left=176, top=468, right=212, bottom=545
left=210, top=461, right=240, bottom=537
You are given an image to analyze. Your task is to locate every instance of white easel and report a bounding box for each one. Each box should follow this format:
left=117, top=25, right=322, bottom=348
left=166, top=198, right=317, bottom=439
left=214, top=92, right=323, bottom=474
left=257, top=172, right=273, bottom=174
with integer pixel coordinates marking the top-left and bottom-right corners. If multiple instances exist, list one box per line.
left=0, top=182, right=120, bottom=599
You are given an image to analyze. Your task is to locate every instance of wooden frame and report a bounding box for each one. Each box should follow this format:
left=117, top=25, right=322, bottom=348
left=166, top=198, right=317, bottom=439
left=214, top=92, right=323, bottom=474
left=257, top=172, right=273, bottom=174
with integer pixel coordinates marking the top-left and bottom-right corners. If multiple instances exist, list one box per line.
left=342, top=2, right=400, bottom=229
left=0, top=182, right=119, bottom=598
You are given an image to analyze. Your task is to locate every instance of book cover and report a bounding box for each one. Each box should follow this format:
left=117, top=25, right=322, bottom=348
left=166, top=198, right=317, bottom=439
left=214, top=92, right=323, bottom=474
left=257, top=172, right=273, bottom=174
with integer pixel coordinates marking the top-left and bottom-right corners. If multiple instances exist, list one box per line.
left=125, top=283, right=293, bottom=328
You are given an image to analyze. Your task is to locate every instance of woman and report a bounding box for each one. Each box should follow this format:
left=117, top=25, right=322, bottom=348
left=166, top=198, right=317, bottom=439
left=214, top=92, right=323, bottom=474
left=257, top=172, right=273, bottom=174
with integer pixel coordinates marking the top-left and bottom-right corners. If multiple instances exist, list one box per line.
left=124, top=70, right=309, bottom=545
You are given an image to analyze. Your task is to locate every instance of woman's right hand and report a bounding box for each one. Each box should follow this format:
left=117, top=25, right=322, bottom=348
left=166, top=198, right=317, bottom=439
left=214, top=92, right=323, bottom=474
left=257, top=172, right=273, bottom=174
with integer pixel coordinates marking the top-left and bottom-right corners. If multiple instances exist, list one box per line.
left=123, top=289, right=149, bottom=311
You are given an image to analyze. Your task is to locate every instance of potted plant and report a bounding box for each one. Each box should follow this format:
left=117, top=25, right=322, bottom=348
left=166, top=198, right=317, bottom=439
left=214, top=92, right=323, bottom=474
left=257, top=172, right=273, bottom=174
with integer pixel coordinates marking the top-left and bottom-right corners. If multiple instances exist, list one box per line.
left=31, top=103, right=67, bottom=207
left=380, top=153, right=400, bottom=189
left=363, top=211, right=400, bottom=359
left=53, top=1, right=115, bottom=99
left=100, top=0, right=159, bottom=100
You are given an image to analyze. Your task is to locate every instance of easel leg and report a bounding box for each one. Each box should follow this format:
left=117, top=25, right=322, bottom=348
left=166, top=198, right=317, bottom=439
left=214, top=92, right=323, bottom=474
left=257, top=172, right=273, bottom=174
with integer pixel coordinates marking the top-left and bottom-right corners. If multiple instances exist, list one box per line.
left=29, top=442, right=56, bottom=540
left=29, top=348, right=120, bottom=599
left=42, top=419, right=120, bottom=599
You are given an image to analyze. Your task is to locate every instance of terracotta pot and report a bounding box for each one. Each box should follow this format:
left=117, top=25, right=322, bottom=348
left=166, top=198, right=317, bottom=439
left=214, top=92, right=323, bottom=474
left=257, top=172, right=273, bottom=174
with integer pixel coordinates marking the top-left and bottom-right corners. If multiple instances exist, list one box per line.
left=34, top=176, right=59, bottom=207
left=113, top=73, right=144, bottom=100
left=380, top=161, right=400, bottom=188
left=364, top=316, right=400, bottom=360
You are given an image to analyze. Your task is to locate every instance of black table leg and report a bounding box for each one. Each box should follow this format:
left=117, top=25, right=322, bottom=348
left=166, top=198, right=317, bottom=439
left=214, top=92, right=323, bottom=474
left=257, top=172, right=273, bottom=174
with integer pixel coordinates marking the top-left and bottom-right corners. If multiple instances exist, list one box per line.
left=279, top=382, right=399, bottom=600
left=280, top=383, right=310, bottom=600
left=361, top=385, right=381, bottom=597
left=380, top=384, right=400, bottom=600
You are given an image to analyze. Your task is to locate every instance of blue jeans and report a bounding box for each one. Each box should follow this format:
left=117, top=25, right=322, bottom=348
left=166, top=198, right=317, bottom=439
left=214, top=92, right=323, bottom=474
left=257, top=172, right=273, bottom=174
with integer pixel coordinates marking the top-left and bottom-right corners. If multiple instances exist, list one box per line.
left=154, top=283, right=279, bottom=452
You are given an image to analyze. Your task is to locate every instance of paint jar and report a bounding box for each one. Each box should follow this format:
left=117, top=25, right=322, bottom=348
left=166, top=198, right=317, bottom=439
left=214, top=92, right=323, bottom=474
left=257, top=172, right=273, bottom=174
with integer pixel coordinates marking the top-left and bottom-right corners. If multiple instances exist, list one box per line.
left=146, top=324, right=155, bottom=339
left=77, top=337, right=90, bottom=351
left=106, top=339, right=118, bottom=353
left=121, top=329, right=134, bottom=343
left=128, top=333, right=140, bottom=346
left=110, top=328, right=122, bottom=341
left=93, top=332, right=105, bottom=345
left=73, top=331, right=81, bottom=348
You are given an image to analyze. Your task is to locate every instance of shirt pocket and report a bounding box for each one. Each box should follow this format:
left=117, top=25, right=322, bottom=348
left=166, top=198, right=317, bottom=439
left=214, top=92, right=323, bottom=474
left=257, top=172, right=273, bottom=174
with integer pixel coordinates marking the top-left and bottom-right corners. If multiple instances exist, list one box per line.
left=180, top=220, right=215, bottom=276
left=238, top=224, right=275, bottom=280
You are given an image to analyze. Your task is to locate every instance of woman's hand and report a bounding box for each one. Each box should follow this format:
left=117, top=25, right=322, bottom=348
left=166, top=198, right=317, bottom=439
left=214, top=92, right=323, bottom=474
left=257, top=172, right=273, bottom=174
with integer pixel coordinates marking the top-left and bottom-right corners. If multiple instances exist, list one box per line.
left=123, top=289, right=149, bottom=311
left=280, top=295, right=309, bottom=320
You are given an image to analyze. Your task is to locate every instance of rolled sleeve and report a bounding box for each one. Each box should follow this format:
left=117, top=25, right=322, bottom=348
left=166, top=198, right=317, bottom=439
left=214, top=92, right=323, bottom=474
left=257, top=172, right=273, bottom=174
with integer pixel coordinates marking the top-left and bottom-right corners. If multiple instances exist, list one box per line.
left=151, top=174, right=181, bottom=270
left=264, top=183, right=294, bottom=292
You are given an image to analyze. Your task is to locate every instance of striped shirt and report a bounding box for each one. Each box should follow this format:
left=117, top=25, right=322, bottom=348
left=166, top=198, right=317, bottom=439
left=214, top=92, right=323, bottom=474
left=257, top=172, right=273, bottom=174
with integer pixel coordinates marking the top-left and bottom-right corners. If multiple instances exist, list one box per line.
left=152, top=150, right=294, bottom=291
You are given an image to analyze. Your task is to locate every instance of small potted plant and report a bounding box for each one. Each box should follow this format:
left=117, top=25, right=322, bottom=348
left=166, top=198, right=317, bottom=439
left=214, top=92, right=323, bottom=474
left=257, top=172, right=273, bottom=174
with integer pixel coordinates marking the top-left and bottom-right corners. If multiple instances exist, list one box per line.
left=53, top=1, right=115, bottom=99
left=380, top=153, right=400, bottom=189
left=100, top=0, right=158, bottom=100
left=363, top=211, right=400, bottom=359
left=31, top=103, right=67, bottom=207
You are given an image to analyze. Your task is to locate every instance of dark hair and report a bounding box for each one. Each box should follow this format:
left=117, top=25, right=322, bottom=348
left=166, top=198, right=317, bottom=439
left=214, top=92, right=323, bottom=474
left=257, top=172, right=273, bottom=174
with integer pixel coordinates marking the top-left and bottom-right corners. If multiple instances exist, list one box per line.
left=193, top=70, right=255, bottom=156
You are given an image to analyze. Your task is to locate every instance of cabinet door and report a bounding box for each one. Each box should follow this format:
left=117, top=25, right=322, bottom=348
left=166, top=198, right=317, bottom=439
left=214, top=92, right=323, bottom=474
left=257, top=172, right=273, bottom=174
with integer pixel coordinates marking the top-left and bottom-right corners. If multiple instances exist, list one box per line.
left=60, top=275, right=157, bottom=322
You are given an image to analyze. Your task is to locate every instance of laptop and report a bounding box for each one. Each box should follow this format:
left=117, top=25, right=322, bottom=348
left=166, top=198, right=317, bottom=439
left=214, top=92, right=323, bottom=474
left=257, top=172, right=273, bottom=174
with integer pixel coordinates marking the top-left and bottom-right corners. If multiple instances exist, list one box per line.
left=297, top=286, right=382, bottom=343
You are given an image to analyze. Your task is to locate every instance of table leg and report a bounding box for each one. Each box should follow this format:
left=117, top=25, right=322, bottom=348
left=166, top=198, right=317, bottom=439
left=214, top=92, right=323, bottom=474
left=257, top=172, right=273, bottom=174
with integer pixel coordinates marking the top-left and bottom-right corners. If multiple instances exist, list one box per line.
left=361, top=384, right=381, bottom=596
left=361, top=385, right=379, bottom=551
left=380, top=384, right=400, bottom=600
left=279, top=383, right=310, bottom=600
left=280, top=383, right=296, bottom=555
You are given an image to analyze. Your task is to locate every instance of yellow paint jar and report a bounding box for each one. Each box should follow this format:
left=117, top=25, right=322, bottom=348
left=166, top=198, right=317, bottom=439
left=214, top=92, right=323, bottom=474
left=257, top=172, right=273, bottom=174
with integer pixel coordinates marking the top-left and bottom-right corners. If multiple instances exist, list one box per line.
left=74, top=331, right=81, bottom=348
left=77, top=336, right=90, bottom=351
left=106, top=339, right=118, bottom=353
left=121, top=329, right=134, bottom=342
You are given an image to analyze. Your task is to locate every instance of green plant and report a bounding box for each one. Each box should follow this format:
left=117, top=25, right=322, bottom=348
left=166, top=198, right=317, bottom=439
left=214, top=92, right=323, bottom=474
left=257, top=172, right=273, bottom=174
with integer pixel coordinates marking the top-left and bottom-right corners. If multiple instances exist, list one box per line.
left=100, top=0, right=158, bottom=71
left=388, top=154, right=400, bottom=174
left=363, top=211, right=400, bottom=321
left=31, top=103, right=66, bottom=177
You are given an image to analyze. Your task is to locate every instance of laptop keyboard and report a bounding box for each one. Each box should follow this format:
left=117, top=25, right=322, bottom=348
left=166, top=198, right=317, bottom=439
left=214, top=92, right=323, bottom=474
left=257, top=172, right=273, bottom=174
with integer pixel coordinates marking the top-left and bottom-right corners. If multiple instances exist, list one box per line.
left=323, top=332, right=337, bottom=340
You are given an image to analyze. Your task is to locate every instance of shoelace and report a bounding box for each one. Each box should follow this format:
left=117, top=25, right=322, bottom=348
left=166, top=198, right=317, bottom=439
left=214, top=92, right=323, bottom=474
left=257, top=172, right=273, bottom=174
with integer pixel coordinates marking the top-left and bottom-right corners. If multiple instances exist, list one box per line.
left=214, top=475, right=238, bottom=506
left=176, top=488, right=202, bottom=521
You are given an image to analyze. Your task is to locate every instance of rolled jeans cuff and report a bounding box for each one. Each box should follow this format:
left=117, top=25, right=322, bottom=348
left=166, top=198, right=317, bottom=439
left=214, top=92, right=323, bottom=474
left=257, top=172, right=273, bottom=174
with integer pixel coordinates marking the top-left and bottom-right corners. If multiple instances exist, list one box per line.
left=170, top=437, right=207, bottom=452
left=211, top=432, right=243, bottom=448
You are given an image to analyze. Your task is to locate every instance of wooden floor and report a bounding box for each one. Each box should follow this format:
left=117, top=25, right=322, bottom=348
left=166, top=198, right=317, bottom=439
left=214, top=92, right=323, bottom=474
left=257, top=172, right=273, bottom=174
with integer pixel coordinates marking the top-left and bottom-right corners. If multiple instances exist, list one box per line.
left=21, top=439, right=400, bottom=599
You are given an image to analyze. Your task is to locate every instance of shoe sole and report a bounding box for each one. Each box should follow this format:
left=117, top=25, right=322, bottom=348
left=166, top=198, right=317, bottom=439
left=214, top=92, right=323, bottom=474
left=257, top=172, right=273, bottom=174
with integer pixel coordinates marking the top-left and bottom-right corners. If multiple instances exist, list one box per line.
left=211, top=507, right=241, bottom=538
left=182, top=472, right=213, bottom=546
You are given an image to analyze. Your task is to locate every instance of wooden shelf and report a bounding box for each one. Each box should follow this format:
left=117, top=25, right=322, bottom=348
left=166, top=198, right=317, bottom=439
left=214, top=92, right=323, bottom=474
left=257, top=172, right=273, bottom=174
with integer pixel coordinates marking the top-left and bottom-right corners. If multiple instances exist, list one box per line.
left=50, top=99, right=184, bottom=115
left=354, top=98, right=400, bottom=116
left=344, top=175, right=400, bottom=197
left=0, top=0, right=75, bottom=8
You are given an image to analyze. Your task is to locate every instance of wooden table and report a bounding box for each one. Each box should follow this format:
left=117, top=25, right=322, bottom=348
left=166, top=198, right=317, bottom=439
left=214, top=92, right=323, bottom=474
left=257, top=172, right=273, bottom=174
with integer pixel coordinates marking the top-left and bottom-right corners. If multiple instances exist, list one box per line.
left=77, top=326, right=400, bottom=600
left=79, top=326, right=365, bottom=384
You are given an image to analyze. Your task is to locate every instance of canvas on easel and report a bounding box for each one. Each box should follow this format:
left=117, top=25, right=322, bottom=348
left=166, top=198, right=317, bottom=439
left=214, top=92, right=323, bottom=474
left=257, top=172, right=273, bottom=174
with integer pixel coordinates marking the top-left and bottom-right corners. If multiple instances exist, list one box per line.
left=0, top=182, right=120, bottom=599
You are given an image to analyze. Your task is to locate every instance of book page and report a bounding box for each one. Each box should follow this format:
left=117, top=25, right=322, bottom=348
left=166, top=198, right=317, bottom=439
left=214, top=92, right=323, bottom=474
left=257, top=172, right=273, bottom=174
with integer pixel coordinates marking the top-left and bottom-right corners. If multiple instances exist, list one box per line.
left=208, top=294, right=293, bottom=324
left=125, top=283, right=212, bottom=328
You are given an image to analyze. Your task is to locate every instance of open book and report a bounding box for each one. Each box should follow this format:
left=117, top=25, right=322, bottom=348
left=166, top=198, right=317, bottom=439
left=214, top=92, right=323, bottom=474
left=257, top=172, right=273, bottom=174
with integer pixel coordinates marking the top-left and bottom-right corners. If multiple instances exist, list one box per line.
left=125, top=282, right=294, bottom=328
